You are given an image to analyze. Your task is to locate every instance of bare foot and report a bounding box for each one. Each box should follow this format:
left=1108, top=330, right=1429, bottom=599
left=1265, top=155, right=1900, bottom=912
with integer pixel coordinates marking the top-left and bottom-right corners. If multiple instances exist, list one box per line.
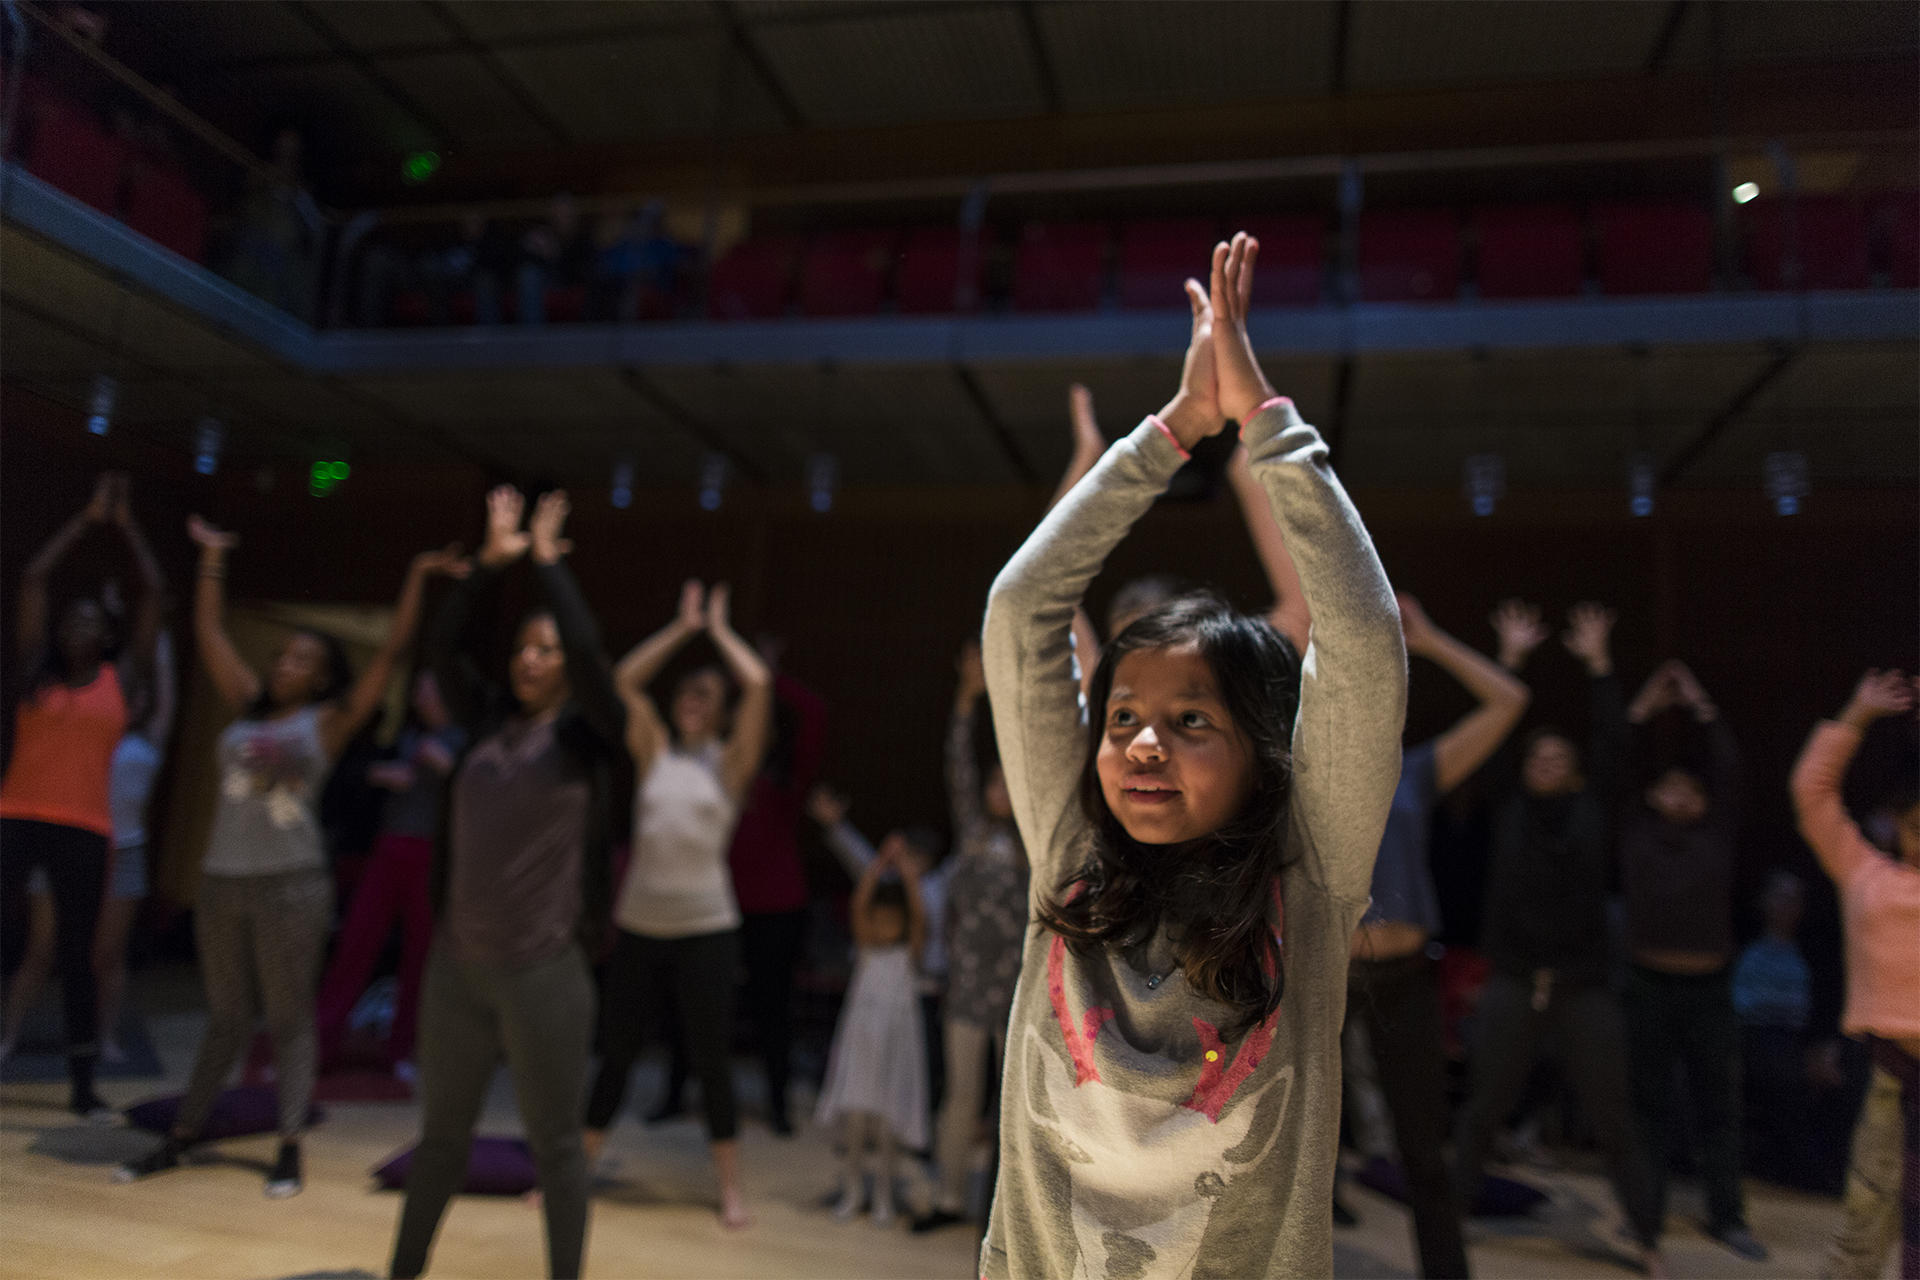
left=719, top=1186, right=751, bottom=1231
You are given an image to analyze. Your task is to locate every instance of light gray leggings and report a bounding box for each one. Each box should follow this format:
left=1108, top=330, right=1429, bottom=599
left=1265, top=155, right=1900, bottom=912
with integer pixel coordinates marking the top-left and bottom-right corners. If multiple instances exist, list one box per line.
left=178, top=867, right=333, bottom=1140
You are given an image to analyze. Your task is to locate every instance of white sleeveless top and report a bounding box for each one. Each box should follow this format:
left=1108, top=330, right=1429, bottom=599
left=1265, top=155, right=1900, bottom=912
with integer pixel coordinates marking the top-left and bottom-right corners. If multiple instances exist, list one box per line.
left=615, top=743, right=742, bottom=939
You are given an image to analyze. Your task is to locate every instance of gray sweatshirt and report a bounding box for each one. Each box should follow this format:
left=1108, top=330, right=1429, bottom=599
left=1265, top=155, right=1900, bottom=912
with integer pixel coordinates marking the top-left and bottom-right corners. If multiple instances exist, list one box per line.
left=980, top=401, right=1406, bottom=1280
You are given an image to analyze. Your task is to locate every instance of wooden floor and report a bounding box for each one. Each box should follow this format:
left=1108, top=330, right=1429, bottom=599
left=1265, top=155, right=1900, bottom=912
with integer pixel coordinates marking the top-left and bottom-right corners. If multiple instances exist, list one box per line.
left=0, top=973, right=1864, bottom=1279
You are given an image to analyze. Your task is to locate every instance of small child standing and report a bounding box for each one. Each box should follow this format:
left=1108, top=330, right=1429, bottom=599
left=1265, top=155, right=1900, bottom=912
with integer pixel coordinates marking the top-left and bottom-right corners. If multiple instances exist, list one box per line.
left=815, top=842, right=929, bottom=1226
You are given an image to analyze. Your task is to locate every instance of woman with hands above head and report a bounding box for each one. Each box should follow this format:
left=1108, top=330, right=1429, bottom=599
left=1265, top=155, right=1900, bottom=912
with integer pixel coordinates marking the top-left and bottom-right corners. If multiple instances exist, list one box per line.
left=978, top=232, right=1407, bottom=1278
left=2, top=473, right=163, bottom=1119
left=1453, top=600, right=1670, bottom=1275
left=1790, top=670, right=1920, bottom=1280
left=119, top=513, right=463, bottom=1199
left=583, top=577, right=772, bottom=1232
left=388, top=488, right=623, bottom=1280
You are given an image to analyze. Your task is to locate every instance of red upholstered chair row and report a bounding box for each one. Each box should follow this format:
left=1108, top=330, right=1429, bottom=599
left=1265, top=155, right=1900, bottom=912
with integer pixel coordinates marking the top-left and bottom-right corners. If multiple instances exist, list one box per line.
left=18, top=82, right=210, bottom=262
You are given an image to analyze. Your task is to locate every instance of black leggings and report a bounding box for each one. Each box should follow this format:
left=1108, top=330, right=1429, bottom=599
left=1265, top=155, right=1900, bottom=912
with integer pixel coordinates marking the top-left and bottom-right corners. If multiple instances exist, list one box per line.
left=585, top=928, right=739, bottom=1141
left=1349, top=952, right=1470, bottom=1279
left=1, top=818, right=108, bottom=1067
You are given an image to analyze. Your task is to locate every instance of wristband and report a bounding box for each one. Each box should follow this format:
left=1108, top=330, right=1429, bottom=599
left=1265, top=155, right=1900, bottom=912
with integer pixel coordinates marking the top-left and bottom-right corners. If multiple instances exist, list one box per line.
left=1247, top=395, right=1292, bottom=420
left=1146, top=415, right=1191, bottom=461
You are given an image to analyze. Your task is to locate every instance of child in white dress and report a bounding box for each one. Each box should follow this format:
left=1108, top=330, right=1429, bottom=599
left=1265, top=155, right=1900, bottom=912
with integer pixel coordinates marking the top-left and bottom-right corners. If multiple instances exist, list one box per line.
left=815, top=841, right=929, bottom=1225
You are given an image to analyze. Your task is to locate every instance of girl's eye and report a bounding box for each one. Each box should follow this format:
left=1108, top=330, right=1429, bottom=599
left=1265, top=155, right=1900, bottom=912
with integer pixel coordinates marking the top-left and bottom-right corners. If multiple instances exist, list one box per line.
left=1108, top=708, right=1137, bottom=728
left=1179, top=711, right=1210, bottom=729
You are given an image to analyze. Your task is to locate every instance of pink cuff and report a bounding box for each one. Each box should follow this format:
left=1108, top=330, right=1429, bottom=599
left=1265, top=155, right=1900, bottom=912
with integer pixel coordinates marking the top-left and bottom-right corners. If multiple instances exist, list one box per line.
left=1247, top=395, right=1292, bottom=420
left=1146, top=415, right=1191, bottom=461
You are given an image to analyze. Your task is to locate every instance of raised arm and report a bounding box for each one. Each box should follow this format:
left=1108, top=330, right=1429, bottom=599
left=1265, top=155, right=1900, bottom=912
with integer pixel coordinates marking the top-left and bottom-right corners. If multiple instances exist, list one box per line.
left=1228, top=443, right=1311, bottom=656
left=984, top=278, right=1225, bottom=886
left=318, top=546, right=468, bottom=760
left=1401, top=593, right=1530, bottom=795
left=1792, top=670, right=1916, bottom=888
left=1562, top=603, right=1626, bottom=798
left=527, top=491, right=623, bottom=750
left=849, top=843, right=893, bottom=948
left=107, top=476, right=166, bottom=694
left=808, top=785, right=881, bottom=880
left=948, top=643, right=989, bottom=836
left=186, top=515, right=262, bottom=713
left=706, top=584, right=773, bottom=800
left=897, top=851, right=928, bottom=964
left=14, top=478, right=108, bottom=670
left=1669, top=660, right=1740, bottom=817
left=1213, top=232, right=1407, bottom=900
left=1053, top=384, right=1109, bottom=700
left=616, top=579, right=704, bottom=779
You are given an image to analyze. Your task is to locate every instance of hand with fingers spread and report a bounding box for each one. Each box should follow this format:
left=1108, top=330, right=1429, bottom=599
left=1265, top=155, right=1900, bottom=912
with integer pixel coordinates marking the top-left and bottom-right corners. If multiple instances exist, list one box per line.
left=806, top=784, right=849, bottom=829
left=1490, top=599, right=1549, bottom=671
left=676, top=579, right=706, bottom=632
left=480, top=486, right=530, bottom=568
left=1210, top=231, right=1279, bottom=425
left=528, top=490, right=574, bottom=566
left=1839, top=669, right=1918, bottom=730
left=1628, top=662, right=1681, bottom=725
left=1561, top=602, right=1616, bottom=677
left=411, top=543, right=474, bottom=581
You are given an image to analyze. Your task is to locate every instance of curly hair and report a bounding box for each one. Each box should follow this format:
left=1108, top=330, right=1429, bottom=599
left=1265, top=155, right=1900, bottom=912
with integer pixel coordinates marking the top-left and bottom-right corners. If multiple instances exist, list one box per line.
left=1037, top=591, right=1302, bottom=1040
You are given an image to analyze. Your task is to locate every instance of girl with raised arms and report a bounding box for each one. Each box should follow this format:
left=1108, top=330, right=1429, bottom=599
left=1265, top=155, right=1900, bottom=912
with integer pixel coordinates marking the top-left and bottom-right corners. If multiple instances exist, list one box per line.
left=978, top=232, right=1406, bottom=1278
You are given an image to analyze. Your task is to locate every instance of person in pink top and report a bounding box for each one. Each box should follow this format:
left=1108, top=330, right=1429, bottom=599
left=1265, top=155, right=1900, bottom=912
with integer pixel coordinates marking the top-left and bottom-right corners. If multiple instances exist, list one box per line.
left=1789, top=668, right=1920, bottom=1280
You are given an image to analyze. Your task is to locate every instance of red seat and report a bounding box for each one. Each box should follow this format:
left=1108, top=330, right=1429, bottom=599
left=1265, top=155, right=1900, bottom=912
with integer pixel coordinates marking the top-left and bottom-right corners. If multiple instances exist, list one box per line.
left=1236, top=215, right=1326, bottom=305
left=1868, top=191, right=1918, bottom=288
left=1011, top=221, right=1108, bottom=312
left=895, top=226, right=977, bottom=313
left=1117, top=218, right=1219, bottom=309
left=707, top=234, right=800, bottom=320
left=23, top=93, right=126, bottom=215
left=1473, top=204, right=1584, bottom=299
left=1358, top=209, right=1460, bottom=302
left=388, top=290, right=432, bottom=326
left=1740, top=196, right=1870, bottom=291
left=122, top=163, right=209, bottom=262
left=797, top=228, right=896, bottom=317
left=1594, top=203, right=1713, bottom=295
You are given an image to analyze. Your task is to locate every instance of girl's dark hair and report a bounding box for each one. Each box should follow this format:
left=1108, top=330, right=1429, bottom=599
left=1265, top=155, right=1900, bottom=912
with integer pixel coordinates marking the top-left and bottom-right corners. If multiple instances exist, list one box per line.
left=1037, top=591, right=1301, bottom=1040
left=29, top=596, right=122, bottom=691
left=247, top=627, right=354, bottom=719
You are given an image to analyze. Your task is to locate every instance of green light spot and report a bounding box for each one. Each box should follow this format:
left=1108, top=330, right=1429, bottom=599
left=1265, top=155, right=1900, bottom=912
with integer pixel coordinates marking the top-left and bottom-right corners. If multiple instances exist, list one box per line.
left=402, top=151, right=441, bottom=184
left=327, top=461, right=350, bottom=480
left=311, top=461, right=327, bottom=481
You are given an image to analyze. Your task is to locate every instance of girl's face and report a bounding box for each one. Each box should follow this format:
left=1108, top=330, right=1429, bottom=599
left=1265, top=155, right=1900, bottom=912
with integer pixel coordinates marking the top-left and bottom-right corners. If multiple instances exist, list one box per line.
left=509, top=615, right=569, bottom=714
left=268, top=633, right=330, bottom=708
left=869, top=902, right=908, bottom=946
left=671, top=668, right=728, bottom=744
left=1096, top=643, right=1254, bottom=846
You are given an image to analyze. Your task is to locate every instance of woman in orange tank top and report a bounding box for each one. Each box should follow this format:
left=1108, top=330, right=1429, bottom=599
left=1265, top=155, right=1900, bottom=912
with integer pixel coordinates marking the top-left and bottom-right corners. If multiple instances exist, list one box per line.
left=0, top=474, right=163, bottom=1118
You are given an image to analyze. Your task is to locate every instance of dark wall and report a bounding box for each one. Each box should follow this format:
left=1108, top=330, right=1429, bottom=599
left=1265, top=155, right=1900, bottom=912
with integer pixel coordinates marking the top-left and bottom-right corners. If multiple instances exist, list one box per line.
left=6, top=398, right=1915, bottom=966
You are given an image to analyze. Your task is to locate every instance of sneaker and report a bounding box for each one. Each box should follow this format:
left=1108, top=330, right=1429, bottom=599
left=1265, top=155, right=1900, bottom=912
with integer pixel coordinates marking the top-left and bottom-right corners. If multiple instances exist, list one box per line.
left=832, top=1181, right=861, bottom=1221
left=117, top=1138, right=184, bottom=1182
left=871, top=1196, right=895, bottom=1228
left=910, top=1208, right=966, bottom=1235
left=264, top=1141, right=302, bottom=1199
left=69, top=1091, right=116, bottom=1124
left=1710, top=1224, right=1768, bottom=1262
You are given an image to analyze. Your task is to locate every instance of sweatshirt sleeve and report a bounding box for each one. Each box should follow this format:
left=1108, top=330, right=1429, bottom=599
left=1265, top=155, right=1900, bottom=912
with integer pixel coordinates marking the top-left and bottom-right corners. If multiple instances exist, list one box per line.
left=1242, top=400, right=1407, bottom=902
left=982, top=417, right=1190, bottom=889
left=1790, top=720, right=1877, bottom=890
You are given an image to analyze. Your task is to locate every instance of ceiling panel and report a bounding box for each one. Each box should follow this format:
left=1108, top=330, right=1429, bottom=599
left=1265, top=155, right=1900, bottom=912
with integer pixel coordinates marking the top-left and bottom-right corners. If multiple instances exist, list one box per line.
left=222, top=63, right=441, bottom=155
left=496, top=31, right=789, bottom=143
left=439, top=0, right=695, bottom=42
left=374, top=51, right=558, bottom=150
left=1346, top=1, right=1671, bottom=92
left=750, top=7, right=1047, bottom=129
left=149, top=1, right=331, bottom=63
left=1038, top=1, right=1337, bottom=112
left=304, top=1, right=453, bottom=53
